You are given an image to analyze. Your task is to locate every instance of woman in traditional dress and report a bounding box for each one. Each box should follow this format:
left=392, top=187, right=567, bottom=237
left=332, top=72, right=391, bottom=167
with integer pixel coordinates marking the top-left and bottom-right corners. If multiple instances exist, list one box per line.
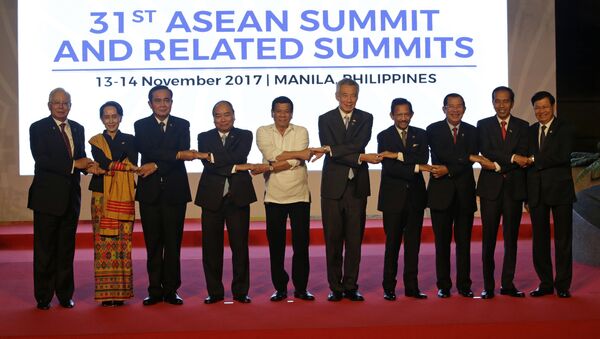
left=88, top=101, right=137, bottom=306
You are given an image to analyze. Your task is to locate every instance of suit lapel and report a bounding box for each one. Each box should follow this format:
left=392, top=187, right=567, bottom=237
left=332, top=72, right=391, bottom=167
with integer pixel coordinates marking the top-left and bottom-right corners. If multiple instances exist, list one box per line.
left=545, top=119, right=558, bottom=146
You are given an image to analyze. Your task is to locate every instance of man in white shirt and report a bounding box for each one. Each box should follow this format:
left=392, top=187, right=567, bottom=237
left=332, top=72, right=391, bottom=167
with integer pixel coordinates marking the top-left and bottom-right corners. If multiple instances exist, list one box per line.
left=255, top=96, right=315, bottom=301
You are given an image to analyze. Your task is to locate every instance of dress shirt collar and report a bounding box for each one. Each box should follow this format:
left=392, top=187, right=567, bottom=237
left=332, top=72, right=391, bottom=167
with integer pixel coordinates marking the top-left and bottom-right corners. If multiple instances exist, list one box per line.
left=155, top=116, right=169, bottom=126
left=338, top=107, right=353, bottom=119
left=395, top=126, right=409, bottom=135
left=52, top=117, right=69, bottom=128
left=446, top=120, right=460, bottom=131
left=540, top=117, right=554, bottom=130
left=270, top=123, right=295, bottom=135
left=497, top=115, right=511, bottom=125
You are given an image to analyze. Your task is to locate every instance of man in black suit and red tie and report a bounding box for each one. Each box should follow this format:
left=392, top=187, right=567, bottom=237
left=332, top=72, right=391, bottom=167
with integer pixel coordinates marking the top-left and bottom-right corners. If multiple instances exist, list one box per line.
left=195, top=100, right=258, bottom=304
left=28, top=87, right=94, bottom=310
left=311, top=78, right=381, bottom=302
left=521, top=91, right=575, bottom=298
left=134, top=85, right=201, bottom=306
left=427, top=93, right=487, bottom=299
left=377, top=98, right=431, bottom=301
left=476, top=86, right=529, bottom=299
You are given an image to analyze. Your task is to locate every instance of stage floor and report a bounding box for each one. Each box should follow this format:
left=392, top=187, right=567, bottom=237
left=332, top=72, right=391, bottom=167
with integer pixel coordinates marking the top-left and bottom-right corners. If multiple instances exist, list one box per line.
left=1, top=241, right=600, bottom=338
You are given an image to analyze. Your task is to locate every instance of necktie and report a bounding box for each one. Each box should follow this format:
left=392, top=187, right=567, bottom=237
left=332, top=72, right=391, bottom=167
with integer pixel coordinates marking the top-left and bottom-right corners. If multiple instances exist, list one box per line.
left=343, top=115, right=354, bottom=179
left=539, top=125, right=546, bottom=149
left=501, top=121, right=507, bottom=141
left=221, top=134, right=230, bottom=196
left=401, top=130, right=407, bottom=147
left=452, top=127, right=458, bottom=144
left=60, top=123, right=73, bottom=159
left=159, top=121, right=165, bottom=133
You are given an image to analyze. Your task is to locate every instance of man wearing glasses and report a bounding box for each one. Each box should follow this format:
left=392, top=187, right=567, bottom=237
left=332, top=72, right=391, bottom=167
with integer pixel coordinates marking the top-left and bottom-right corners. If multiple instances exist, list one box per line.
left=28, top=87, right=94, bottom=310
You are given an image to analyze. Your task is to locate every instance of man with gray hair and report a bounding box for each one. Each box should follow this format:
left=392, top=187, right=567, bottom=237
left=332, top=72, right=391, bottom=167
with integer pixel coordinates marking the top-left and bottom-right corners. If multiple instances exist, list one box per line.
left=28, top=87, right=94, bottom=310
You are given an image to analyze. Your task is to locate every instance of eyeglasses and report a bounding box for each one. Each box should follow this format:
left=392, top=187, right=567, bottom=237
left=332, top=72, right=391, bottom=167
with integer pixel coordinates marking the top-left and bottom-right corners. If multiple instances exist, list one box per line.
left=51, top=101, right=71, bottom=107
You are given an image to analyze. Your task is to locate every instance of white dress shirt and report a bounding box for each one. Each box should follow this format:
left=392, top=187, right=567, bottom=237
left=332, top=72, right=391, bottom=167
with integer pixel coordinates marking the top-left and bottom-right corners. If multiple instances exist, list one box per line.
left=256, top=123, right=310, bottom=204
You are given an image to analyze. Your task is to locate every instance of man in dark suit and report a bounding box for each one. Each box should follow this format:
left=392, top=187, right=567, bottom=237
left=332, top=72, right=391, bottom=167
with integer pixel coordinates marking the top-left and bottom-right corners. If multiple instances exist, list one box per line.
left=311, top=78, right=381, bottom=302
left=476, top=86, right=529, bottom=299
left=427, top=93, right=483, bottom=298
left=135, top=85, right=199, bottom=306
left=195, top=100, right=258, bottom=304
left=28, top=87, right=94, bottom=310
left=522, top=91, right=575, bottom=298
left=377, top=98, right=431, bottom=301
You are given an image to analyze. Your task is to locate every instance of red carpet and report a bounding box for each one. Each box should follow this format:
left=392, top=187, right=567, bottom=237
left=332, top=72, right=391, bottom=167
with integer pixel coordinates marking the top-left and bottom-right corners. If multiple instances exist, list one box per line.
left=0, top=215, right=534, bottom=250
left=2, top=238, right=600, bottom=338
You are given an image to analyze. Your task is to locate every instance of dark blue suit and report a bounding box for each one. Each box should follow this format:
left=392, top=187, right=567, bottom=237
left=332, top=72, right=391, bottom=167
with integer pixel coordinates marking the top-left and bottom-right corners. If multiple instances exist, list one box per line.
left=477, top=115, right=529, bottom=291
left=318, top=107, right=373, bottom=293
left=427, top=119, right=477, bottom=291
left=377, top=125, right=428, bottom=294
left=28, top=116, right=87, bottom=305
left=195, top=127, right=257, bottom=298
left=134, top=114, right=192, bottom=298
left=527, top=117, right=575, bottom=292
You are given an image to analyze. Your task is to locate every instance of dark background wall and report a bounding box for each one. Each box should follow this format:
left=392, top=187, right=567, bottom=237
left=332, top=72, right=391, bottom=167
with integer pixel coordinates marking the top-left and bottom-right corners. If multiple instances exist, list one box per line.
left=556, top=0, right=600, bottom=152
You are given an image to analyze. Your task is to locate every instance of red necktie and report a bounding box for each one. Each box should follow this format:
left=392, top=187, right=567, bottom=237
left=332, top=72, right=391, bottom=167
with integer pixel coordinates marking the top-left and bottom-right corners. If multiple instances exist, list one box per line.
left=452, top=127, right=458, bottom=144
left=60, top=123, right=73, bottom=159
left=501, top=121, right=507, bottom=141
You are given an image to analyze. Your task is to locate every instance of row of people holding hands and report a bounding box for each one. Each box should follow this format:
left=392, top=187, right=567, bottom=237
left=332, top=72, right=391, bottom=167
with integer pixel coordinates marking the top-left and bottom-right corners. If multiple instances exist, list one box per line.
left=28, top=79, right=574, bottom=310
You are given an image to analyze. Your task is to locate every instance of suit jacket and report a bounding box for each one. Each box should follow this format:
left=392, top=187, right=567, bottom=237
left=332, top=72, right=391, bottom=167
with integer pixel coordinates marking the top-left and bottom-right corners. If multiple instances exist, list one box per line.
left=426, top=119, right=478, bottom=212
left=377, top=125, right=428, bottom=212
left=134, top=114, right=192, bottom=204
left=476, top=115, right=529, bottom=201
left=28, top=116, right=86, bottom=216
left=526, top=117, right=575, bottom=207
left=195, top=127, right=257, bottom=211
left=318, top=108, right=373, bottom=200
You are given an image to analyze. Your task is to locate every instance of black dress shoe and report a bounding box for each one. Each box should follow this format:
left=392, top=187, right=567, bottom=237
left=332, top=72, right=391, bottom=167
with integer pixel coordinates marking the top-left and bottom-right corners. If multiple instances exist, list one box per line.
left=204, top=295, right=224, bottom=304
left=59, top=299, right=75, bottom=308
left=557, top=290, right=571, bottom=298
left=405, top=291, right=427, bottom=299
left=327, top=291, right=343, bottom=302
left=458, top=289, right=474, bottom=298
left=500, top=288, right=525, bottom=298
left=142, top=296, right=162, bottom=306
left=437, top=289, right=451, bottom=298
left=270, top=290, right=287, bottom=301
left=383, top=290, right=396, bottom=301
left=101, top=301, right=114, bottom=307
left=36, top=302, right=50, bottom=310
left=344, top=290, right=364, bottom=301
left=530, top=288, right=553, bottom=297
left=165, top=293, right=184, bottom=305
left=233, top=295, right=252, bottom=303
left=294, top=290, right=315, bottom=301
left=481, top=290, right=495, bottom=299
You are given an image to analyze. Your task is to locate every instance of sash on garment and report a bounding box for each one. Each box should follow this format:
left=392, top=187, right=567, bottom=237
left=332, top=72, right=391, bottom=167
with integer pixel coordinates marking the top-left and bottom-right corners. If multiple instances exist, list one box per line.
left=89, top=134, right=135, bottom=237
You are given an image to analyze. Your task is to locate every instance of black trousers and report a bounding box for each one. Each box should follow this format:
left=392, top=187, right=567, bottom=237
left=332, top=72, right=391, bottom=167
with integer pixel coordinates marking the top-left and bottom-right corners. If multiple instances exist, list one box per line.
left=33, top=194, right=80, bottom=304
left=480, top=186, right=523, bottom=291
left=431, top=197, right=474, bottom=291
left=321, top=180, right=367, bottom=293
left=265, top=202, right=311, bottom=293
left=201, top=197, right=250, bottom=298
left=530, top=202, right=573, bottom=292
left=139, top=195, right=186, bottom=298
left=381, top=203, right=425, bottom=293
